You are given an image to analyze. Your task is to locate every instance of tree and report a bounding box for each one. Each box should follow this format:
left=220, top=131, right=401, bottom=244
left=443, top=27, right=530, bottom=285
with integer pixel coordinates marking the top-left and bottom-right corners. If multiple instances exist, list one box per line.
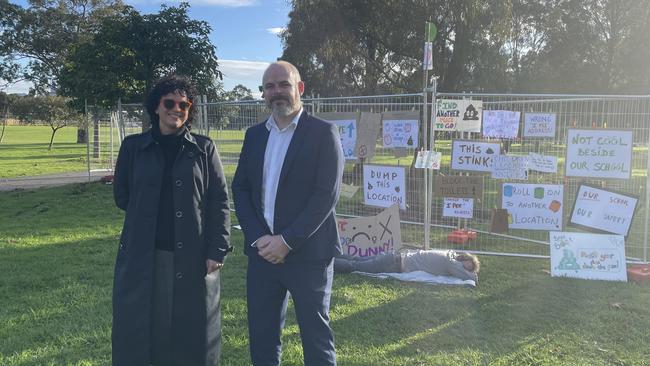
left=59, top=2, right=223, bottom=112
left=11, top=95, right=81, bottom=149
left=222, top=84, right=254, bottom=101
left=0, top=0, right=126, bottom=93
left=0, top=91, right=9, bottom=143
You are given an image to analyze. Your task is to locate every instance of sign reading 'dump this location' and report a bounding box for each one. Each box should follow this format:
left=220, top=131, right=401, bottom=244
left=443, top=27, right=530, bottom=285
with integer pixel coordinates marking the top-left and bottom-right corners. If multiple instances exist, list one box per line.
left=501, top=183, right=564, bottom=230
left=451, top=140, right=501, bottom=173
left=550, top=231, right=627, bottom=282
left=523, top=113, right=556, bottom=138
left=565, top=129, right=633, bottom=179
left=570, top=185, right=638, bottom=236
left=363, top=164, right=406, bottom=209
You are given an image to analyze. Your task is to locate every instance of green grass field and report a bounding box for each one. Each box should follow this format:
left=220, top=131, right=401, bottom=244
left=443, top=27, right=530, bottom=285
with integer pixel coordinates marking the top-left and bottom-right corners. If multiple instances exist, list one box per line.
left=1, top=182, right=650, bottom=365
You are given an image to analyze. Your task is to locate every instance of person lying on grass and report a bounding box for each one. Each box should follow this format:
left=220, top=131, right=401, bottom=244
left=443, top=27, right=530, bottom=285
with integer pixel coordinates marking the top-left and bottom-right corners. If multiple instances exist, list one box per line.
left=334, top=249, right=480, bottom=282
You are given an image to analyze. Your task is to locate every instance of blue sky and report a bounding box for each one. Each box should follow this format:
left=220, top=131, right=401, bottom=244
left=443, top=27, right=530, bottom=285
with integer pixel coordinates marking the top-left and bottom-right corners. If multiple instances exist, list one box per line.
left=3, top=0, right=291, bottom=97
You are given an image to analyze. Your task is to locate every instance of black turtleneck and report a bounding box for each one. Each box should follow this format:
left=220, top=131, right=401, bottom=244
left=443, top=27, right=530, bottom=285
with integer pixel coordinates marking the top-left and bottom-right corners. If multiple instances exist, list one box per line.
left=152, top=124, right=186, bottom=251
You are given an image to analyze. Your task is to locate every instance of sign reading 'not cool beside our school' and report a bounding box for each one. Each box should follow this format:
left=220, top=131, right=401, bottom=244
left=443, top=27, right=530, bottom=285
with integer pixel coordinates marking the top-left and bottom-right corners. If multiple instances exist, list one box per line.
left=565, top=129, right=633, bottom=179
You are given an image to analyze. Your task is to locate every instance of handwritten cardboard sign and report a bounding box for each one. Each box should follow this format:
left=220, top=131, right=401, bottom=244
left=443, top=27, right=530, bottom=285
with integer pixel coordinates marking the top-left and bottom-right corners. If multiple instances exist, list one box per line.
left=382, top=111, right=419, bottom=148
left=491, top=155, right=529, bottom=180
left=363, top=164, right=406, bottom=209
left=356, top=112, right=381, bottom=162
left=451, top=140, right=501, bottom=173
left=523, top=113, right=556, bottom=138
left=442, top=198, right=474, bottom=218
left=501, top=183, right=564, bottom=230
left=317, top=112, right=359, bottom=160
left=414, top=150, right=441, bottom=169
left=550, top=231, right=627, bottom=282
left=570, top=185, right=638, bottom=236
left=528, top=152, right=558, bottom=173
left=434, top=99, right=482, bottom=132
left=337, top=204, right=402, bottom=257
left=565, top=129, right=633, bottom=179
left=434, top=175, right=483, bottom=199
left=482, top=110, right=521, bottom=139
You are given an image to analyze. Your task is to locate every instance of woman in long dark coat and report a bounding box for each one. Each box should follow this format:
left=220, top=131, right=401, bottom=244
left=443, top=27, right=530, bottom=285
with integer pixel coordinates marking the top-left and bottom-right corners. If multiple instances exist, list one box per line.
left=112, top=75, right=231, bottom=365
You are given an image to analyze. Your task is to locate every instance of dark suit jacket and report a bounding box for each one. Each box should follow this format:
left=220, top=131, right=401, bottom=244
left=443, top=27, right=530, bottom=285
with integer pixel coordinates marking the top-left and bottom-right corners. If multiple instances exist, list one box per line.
left=232, top=112, right=344, bottom=262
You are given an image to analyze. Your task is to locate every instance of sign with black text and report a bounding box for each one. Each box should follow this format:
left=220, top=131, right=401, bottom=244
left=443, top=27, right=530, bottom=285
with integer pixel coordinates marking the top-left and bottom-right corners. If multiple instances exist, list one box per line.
left=363, top=164, right=406, bottom=209
left=451, top=140, right=501, bottom=173
left=565, top=129, right=633, bottom=179
left=570, top=185, right=638, bottom=236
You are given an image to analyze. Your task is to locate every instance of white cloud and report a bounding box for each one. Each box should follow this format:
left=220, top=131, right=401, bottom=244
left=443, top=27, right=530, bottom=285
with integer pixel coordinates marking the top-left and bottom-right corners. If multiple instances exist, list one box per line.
left=219, top=59, right=270, bottom=97
left=266, top=27, right=285, bottom=35
left=1, top=80, right=32, bottom=95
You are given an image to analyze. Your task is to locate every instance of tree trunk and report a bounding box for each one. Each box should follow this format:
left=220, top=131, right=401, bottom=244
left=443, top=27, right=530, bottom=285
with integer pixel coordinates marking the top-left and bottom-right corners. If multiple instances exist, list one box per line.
left=48, top=127, right=57, bottom=150
left=77, top=127, right=88, bottom=143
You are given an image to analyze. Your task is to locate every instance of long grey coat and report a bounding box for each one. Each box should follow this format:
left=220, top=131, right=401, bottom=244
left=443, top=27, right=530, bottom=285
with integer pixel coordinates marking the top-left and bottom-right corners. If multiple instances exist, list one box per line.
left=112, top=130, right=230, bottom=365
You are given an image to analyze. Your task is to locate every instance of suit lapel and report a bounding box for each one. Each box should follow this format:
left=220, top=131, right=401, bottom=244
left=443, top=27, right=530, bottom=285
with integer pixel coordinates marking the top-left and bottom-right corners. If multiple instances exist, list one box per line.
left=278, top=112, right=310, bottom=186
left=253, top=123, right=270, bottom=201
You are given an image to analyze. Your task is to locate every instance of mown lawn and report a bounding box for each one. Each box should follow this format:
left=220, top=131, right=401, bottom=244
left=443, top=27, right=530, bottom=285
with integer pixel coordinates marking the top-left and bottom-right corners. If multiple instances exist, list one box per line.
left=1, top=182, right=649, bottom=365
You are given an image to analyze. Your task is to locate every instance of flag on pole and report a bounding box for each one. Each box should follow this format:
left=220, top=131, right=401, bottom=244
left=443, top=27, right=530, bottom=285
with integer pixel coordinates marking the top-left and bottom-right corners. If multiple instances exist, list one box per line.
left=423, top=42, right=433, bottom=70
left=426, top=22, right=437, bottom=42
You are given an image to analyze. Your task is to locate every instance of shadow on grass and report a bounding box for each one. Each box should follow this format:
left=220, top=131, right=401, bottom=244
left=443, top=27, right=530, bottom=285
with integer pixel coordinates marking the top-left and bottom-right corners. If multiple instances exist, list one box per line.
left=0, top=153, right=85, bottom=161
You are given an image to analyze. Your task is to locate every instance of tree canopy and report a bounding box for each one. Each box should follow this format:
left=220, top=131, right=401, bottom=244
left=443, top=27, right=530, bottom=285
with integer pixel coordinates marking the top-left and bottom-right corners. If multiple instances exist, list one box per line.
left=281, top=0, right=650, bottom=96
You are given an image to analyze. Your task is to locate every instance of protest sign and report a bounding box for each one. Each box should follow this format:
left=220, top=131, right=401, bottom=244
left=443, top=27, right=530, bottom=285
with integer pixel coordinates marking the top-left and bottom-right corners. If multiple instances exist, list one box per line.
left=528, top=152, right=558, bottom=173
left=550, top=231, right=627, bottom=282
left=337, top=204, right=402, bottom=257
left=491, top=155, right=529, bottom=180
left=433, top=175, right=483, bottom=199
left=414, top=150, right=441, bottom=169
left=382, top=111, right=420, bottom=148
left=317, top=112, right=359, bottom=160
left=570, top=185, right=638, bottom=236
left=490, top=209, right=509, bottom=233
left=523, top=113, right=556, bottom=138
left=442, top=198, right=474, bottom=219
left=482, top=110, right=521, bottom=139
left=451, top=140, right=501, bottom=173
left=363, top=164, right=406, bottom=209
left=434, top=99, right=482, bottom=132
left=356, top=112, right=381, bottom=162
left=565, top=129, right=633, bottom=179
left=501, top=183, right=564, bottom=230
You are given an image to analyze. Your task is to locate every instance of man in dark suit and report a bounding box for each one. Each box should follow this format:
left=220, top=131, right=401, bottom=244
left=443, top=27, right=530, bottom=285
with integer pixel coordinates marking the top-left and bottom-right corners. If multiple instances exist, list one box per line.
left=232, top=61, right=344, bottom=366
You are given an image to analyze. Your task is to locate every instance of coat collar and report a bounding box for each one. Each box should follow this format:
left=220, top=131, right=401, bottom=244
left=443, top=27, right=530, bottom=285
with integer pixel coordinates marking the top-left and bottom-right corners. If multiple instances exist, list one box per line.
left=137, top=127, right=205, bottom=154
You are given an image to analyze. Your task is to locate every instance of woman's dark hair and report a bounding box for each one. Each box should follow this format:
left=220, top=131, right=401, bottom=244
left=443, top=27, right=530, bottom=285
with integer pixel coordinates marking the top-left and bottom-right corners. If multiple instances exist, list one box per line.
left=146, top=75, right=199, bottom=130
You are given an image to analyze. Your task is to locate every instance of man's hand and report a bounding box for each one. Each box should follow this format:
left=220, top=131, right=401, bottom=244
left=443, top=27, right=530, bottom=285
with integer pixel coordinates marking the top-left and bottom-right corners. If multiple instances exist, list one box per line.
left=206, top=259, right=223, bottom=274
left=257, top=235, right=290, bottom=264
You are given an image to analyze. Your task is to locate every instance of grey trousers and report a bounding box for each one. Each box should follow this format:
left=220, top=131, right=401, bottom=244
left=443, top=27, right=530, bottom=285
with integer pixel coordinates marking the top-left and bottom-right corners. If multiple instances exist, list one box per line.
left=333, top=253, right=402, bottom=273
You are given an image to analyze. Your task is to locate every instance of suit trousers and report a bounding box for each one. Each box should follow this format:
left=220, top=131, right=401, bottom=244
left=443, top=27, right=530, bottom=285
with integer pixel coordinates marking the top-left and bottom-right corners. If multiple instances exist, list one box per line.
left=246, top=255, right=336, bottom=366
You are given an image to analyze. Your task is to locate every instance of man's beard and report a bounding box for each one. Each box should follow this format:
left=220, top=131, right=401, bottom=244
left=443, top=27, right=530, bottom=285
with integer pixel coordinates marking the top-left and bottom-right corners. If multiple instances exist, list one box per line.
left=268, top=95, right=299, bottom=118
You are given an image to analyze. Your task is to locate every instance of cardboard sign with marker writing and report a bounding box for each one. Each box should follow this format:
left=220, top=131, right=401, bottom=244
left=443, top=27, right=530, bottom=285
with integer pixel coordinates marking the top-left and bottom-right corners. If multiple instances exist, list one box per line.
left=337, top=204, right=402, bottom=257
left=434, top=175, right=483, bottom=199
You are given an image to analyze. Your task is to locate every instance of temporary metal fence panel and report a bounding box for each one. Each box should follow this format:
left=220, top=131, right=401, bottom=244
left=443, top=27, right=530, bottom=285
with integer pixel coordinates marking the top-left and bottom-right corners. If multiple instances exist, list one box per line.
left=85, top=106, right=119, bottom=175
left=113, top=93, right=650, bottom=263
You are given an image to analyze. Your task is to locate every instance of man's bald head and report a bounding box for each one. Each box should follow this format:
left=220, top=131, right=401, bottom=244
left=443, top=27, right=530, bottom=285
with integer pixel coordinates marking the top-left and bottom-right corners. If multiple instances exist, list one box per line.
left=262, top=60, right=305, bottom=125
left=263, top=61, right=302, bottom=85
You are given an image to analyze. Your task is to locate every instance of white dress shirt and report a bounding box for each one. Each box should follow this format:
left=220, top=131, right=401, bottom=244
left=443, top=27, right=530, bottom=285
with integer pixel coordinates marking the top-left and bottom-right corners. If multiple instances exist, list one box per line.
left=261, top=109, right=303, bottom=246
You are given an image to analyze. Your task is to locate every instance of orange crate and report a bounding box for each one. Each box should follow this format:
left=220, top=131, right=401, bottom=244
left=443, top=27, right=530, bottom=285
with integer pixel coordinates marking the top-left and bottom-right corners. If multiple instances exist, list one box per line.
left=627, top=264, right=650, bottom=283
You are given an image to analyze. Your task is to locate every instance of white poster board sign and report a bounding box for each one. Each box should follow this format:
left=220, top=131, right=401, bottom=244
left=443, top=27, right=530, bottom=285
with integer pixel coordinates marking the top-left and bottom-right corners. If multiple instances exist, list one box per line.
left=337, top=204, right=402, bottom=257
left=414, top=150, right=441, bottom=169
left=434, top=99, right=482, bottom=132
left=363, top=164, right=406, bottom=209
left=482, top=110, right=521, bottom=139
left=570, top=185, right=638, bottom=236
left=491, top=155, right=529, bottom=180
left=550, top=232, right=627, bottom=282
left=523, top=113, right=556, bottom=138
left=451, top=140, right=501, bottom=173
left=528, top=152, right=558, bottom=173
left=501, top=183, right=564, bottom=230
left=565, top=129, right=633, bottom=179
left=317, top=112, right=359, bottom=160
left=442, top=198, right=474, bottom=219
left=382, top=119, right=418, bottom=148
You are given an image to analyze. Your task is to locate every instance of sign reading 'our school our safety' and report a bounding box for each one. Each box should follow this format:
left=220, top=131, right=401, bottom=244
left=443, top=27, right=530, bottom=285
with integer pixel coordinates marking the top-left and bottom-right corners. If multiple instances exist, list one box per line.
left=363, top=164, right=406, bottom=209
left=451, top=140, right=501, bottom=173
left=565, top=129, right=633, bottom=179
left=501, top=183, right=564, bottom=230
left=434, top=99, right=482, bottom=132
left=337, top=204, right=402, bottom=258
left=570, top=185, right=638, bottom=236
left=550, top=231, right=627, bottom=282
